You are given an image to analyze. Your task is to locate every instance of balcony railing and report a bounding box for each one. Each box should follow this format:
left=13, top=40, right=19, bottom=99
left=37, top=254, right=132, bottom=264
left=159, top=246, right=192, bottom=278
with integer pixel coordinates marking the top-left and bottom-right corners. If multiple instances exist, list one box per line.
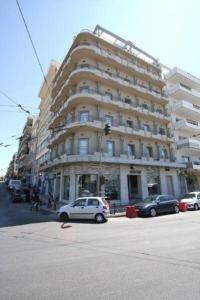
left=49, top=115, right=173, bottom=148
left=76, top=64, right=168, bottom=98
left=72, top=43, right=164, bottom=83
left=51, top=63, right=168, bottom=110
left=50, top=87, right=170, bottom=127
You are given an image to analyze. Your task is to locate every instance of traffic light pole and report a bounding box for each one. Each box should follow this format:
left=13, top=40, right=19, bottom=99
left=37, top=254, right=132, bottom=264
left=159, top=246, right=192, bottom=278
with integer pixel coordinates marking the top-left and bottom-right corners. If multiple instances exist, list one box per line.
left=98, top=131, right=104, bottom=197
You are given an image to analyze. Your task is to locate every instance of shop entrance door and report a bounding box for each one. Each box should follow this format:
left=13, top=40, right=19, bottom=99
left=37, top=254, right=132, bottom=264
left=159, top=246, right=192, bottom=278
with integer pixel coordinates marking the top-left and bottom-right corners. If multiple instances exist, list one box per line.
left=166, top=175, right=174, bottom=195
left=128, top=175, right=140, bottom=201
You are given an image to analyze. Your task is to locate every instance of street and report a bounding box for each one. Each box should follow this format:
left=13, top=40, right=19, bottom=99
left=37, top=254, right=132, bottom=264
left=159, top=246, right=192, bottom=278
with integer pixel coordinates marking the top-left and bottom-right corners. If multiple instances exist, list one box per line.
left=1, top=182, right=200, bottom=299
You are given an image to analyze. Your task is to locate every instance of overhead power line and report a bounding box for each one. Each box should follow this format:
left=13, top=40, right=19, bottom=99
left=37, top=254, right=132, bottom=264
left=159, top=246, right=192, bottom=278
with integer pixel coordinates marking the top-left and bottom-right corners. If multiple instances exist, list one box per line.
left=16, top=0, right=52, bottom=98
left=0, top=90, right=30, bottom=114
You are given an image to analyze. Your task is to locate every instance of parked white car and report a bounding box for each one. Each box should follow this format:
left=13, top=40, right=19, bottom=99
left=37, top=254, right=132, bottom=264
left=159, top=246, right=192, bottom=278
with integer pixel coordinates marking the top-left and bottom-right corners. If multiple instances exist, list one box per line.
left=180, top=192, right=200, bottom=210
left=58, top=197, right=110, bottom=223
left=8, top=179, right=21, bottom=191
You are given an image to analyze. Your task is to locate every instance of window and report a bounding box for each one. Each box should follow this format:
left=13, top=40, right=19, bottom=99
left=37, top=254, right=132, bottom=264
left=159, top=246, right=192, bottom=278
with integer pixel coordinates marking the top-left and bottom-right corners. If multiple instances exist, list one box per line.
left=142, top=103, right=149, bottom=110
left=197, top=193, right=200, bottom=199
left=107, top=141, right=115, bottom=156
left=66, top=139, right=72, bottom=155
left=105, top=92, right=113, bottom=100
left=125, top=98, right=131, bottom=104
left=76, top=175, right=98, bottom=197
left=160, top=148, right=168, bottom=159
left=104, top=175, right=120, bottom=200
left=128, top=144, right=135, bottom=156
left=147, top=176, right=160, bottom=195
left=159, top=128, right=166, bottom=135
left=79, top=111, right=89, bottom=122
left=143, top=124, right=150, bottom=132
left=87, top=198, right=100, bottom=206
left=105, top=115, right=113, bottom=126
left=73, top=199, right=87, bottom=206
left=80, top=86, right=89, bottom=93
left=63, top=176, right=70, bottom=201
left=78, top=138, right=89, bottom=155
left=146, top=146, right=153, bottom=158
left=126, top=120, right=133, bottom=128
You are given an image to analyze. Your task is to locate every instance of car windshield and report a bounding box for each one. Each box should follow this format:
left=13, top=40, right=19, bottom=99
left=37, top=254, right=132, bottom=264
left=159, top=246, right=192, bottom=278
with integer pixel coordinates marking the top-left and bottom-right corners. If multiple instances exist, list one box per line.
left=183, top=193, right=196, bottom=199
left=143, top=195, right=158, bottom=203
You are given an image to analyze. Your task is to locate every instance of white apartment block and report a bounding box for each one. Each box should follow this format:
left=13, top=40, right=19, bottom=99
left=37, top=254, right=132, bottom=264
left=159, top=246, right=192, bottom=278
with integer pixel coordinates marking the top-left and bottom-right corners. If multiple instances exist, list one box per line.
left=166, top=67, right=200, bottom=191
left=40, top=26, right=185, bottom=204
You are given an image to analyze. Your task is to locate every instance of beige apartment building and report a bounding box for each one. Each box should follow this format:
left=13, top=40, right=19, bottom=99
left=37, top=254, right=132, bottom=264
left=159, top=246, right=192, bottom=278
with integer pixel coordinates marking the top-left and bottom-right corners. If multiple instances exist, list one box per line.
left=36, top=60, right=60, bottom=193
left=166, top=67, right=200, bottom=191
left=41, top=26, right=185, bottom=204
left=16, top=117, right=33, bottom=183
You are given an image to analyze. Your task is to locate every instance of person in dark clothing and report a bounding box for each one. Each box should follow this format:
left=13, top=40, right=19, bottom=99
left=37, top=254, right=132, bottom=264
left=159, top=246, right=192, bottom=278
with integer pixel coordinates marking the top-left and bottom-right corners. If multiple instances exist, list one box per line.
left=47, top=192, right=53, bottom=208
left=30, top=191, right=41, bottom=211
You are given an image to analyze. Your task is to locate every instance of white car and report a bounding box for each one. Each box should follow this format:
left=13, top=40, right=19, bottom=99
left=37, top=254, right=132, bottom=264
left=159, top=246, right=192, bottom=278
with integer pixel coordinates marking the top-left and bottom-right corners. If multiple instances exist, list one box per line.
left=180, top=192, right=200, bottom=210
left=8, top=179, right=21, bottom=191
left=58, top=197, right=110, bottom=223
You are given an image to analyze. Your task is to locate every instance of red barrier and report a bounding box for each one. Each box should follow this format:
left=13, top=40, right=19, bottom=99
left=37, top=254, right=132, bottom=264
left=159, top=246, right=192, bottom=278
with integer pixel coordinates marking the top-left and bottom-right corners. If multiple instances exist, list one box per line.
left=179, top=202, right=188, bottom=212
left=126, top=206, right=138, bottom=218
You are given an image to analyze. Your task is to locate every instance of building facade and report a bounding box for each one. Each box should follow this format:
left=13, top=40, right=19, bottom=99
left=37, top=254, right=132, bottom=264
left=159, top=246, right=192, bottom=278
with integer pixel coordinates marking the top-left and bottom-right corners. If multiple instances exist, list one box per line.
left=39, top=26, right=185, bottom=204
left=166, top=67, right=200, bottom=191
left=36, top=60, right=61, bottom=194
left=16, top=117, right=33, bottom=183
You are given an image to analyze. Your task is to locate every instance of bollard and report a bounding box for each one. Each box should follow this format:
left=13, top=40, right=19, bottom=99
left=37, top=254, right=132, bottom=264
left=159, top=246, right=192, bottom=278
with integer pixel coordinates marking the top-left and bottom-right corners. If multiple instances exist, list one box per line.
left=179, top=202, right=188, bottom=212
left=126, top=206, right=138, bottom=218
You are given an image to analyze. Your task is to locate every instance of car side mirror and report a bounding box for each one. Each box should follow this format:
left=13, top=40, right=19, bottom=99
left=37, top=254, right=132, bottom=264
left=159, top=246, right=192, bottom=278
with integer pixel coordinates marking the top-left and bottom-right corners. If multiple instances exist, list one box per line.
left=156, top=200, right=160, bottom=204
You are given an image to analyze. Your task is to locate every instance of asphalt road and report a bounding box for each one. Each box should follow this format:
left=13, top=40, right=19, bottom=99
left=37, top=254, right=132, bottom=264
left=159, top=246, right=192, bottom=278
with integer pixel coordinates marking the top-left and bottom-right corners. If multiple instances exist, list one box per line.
left=1, top=181, right=200, bottom=299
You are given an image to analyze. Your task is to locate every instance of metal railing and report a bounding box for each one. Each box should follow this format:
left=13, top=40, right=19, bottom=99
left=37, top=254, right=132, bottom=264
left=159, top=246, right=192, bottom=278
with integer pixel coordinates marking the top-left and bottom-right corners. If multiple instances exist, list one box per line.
left=76, top=64, right=168, bottom=98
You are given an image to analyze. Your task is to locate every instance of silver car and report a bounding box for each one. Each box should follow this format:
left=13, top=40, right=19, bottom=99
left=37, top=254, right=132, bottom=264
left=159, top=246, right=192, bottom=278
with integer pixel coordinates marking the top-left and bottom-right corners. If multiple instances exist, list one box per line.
left=58, top=197, right=110, bottom=223
left=180, top=192, right=200, bottom=210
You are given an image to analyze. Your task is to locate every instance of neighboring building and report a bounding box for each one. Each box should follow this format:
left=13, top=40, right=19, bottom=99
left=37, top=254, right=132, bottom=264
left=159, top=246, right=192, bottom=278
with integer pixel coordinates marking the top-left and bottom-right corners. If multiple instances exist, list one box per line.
left=41, top=25, right=184, bottom=204
left=16, top=117, right=33, bottom=183
left=29, top=116, right=39, bottom=186
left=36, top=60, right=60, bottom=194
left=6, top=153, right=18, bottom=178
left=166, top=67, right=200, bottom=191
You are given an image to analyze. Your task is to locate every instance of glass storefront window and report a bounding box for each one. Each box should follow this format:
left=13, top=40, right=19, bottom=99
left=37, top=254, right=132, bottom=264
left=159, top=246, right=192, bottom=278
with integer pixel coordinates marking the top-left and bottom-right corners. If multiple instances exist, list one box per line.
left=76, top=174, right=97, bottom=197
left=63, top=176, right=70, bottom=201
left=147, top=175, right=160, bottom=195
left=103, top=175, right=120, bottom=200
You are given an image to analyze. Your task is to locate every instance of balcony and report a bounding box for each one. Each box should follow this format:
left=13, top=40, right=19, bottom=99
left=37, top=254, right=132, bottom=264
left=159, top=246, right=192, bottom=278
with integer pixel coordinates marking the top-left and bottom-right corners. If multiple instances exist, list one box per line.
left=177, top=138, right=200, bottom=150
left=51, top=64, right=168, bottom=111
left=168, top=83, right=200, bottom=105
left=172, top=100, right=200, bottom=122
left=175, top=119, right=200, bottom=134
left=166, top=67, right=200, bottom=90
left=187, top=161, right=200, bottom=171
left=49, top=115, right=173, bottom=148
left=50, top=88, right=170, bottom=128
left=40, top=150, right=184, bottom=171
left=70, top=43, right=165, bottom=86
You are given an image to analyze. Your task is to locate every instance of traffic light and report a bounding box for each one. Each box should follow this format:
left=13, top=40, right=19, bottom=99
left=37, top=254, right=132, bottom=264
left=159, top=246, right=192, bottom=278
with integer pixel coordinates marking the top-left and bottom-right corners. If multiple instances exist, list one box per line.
left=104, top=123, right=111, bottom=135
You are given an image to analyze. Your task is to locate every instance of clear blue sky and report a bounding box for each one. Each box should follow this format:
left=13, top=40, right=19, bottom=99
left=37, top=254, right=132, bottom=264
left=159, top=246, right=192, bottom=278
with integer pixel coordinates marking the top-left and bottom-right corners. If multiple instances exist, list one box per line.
left=0, top=0, right=200, bottom=175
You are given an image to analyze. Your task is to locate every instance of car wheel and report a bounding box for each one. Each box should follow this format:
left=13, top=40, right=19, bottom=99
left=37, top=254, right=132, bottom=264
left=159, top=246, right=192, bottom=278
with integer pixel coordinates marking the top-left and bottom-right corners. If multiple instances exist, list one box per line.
left=194, top=204, right=199, bottom=211
left=95, top=213, right=105, bottom=223
left=149, top=208, right=156, bottom=217
left=59, top=212, right=69, bottom=222
left=174, top=205, right=179, bottom=213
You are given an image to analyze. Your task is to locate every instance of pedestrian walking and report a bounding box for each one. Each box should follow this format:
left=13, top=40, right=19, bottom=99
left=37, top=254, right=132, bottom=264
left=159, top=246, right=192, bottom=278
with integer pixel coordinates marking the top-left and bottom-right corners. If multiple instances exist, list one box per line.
left=47, top=192, right=53, bottom=208
left=53, top=194, right=59, bottom=211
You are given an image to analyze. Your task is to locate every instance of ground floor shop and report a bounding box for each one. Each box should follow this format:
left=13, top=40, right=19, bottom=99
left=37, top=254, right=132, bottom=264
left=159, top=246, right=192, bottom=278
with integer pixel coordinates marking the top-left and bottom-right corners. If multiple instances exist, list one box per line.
left=43, top=163, right=186, bottom=205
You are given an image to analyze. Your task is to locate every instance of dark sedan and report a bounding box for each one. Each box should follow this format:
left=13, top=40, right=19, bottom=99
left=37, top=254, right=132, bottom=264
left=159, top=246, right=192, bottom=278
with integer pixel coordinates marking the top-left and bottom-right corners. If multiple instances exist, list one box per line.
left=11, top=189, right=26, bottom=203
left=134, top=195, right=179, bottom=217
